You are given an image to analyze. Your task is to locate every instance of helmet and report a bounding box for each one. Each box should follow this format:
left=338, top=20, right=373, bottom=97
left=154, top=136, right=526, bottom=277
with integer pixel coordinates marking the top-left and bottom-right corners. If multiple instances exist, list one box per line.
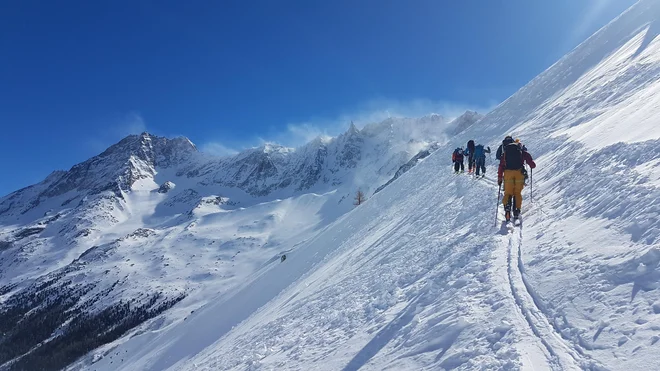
left=503, top=136, right=514, bottom=145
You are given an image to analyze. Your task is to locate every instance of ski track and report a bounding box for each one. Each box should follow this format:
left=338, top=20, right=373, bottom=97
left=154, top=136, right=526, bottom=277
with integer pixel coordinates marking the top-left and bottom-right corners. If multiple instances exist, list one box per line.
left=467, top=171, right=588, bottom=371
left=455, top=167, right=619, bottom=371
left=426, top=171, right=588, bottom=370
left=499, top=204, right=611, bottom=371
left=505, top=225, right=575, bottom=371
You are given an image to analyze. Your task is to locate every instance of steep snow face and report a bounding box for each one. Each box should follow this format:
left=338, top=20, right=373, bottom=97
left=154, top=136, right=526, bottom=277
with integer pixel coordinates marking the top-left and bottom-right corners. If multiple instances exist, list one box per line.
left=78, top=1, right=660, bottom=370
left=477, top=0, right=660, bottom=144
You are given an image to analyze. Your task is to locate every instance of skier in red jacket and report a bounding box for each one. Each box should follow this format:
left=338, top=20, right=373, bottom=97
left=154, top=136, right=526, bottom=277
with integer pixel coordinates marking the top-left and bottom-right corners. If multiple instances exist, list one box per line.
left=497, top=137, right=536, bottom=222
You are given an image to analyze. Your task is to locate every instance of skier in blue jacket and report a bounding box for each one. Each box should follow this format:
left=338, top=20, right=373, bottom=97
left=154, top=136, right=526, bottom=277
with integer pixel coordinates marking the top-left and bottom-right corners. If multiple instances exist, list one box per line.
left=473, top=144, right=491, bottom=177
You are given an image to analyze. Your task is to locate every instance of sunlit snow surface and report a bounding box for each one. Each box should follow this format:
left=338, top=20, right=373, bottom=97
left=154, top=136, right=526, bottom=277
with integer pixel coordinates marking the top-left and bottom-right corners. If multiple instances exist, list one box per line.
left=13, top=0, right=660, bottom=370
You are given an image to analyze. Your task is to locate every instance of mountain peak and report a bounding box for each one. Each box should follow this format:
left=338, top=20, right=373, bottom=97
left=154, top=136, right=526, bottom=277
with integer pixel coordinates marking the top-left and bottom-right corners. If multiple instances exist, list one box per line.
left=418, top=113, right=445, bottom=123
left=452, top=110, right=481, bottom=122
left=102, top=132, right=197, bottom=158
left=348, top=121, right=359, bottom=133
left=42, top=134, right=197, bottom=198
left=448, top=110, right=483, bottom=134
left=261, top=142, right=292, bottom=154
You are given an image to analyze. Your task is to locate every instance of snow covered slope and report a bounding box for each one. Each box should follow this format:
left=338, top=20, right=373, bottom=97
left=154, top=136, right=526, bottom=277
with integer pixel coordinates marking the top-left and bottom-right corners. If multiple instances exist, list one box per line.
left=74, top=1, right=660, bottom=370
left=0, top=114, right=465, bottom=369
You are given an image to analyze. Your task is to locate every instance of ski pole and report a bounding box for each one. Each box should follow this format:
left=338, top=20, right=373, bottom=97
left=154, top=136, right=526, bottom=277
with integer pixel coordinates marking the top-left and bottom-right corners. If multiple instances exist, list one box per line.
left=495, top=183, right=502, bottom=227
left=530, top=167, right=533, bottom=202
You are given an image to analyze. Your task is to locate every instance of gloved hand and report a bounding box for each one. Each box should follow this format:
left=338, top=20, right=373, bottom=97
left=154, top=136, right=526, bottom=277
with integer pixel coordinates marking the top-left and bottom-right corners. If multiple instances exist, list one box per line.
left=497, top=178, right=502, bottom=186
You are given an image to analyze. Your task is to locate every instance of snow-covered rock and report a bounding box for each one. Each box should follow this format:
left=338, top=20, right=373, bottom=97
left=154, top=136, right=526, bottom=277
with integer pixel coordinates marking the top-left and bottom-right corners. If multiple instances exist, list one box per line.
left=157, top=181, right=176, bottom=193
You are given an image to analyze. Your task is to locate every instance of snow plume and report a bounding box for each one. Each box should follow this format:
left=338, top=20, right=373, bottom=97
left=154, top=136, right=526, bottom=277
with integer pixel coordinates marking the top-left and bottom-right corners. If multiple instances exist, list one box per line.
left=118, top=111, right=147, bottom=136
left=352, top=98, right=489, bottom=122
left=197, top=99, right=487, bottom=153
left=275, top=98, right=489, bottom=147
left=199, top=141, right=239, bottom=157
left=85, top=111, right=149, bottom=153
left=566, top=0, right=621, bottom=51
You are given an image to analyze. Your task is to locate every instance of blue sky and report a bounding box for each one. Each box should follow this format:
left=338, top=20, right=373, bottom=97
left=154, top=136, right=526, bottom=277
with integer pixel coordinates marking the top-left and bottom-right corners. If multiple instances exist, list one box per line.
left=0, top=0, right=637, bottom=196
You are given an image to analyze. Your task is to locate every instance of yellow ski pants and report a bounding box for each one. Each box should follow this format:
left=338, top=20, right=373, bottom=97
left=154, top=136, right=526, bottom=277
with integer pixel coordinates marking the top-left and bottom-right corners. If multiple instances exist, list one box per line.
left=503, top=169, right=525, bottom=209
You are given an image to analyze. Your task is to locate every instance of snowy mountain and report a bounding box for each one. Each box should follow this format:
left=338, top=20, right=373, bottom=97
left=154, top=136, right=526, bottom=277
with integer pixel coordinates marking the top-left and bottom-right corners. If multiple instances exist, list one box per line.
left=3, top=0, right=660, bottom=369
left=447, top=110, right=484, bottom=135
left=46, top=1, right=660, bottom=370
left=0, top=114, right=462, bottom=370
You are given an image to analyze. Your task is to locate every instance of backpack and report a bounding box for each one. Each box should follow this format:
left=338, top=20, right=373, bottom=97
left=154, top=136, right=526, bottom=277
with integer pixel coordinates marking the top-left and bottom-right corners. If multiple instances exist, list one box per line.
left=496, top=137, right=514, bottom=160
left=452, top=148, right=463, bottom=162
left=503, top=142, right=523, bottom=170
left=474, top=144, right=484, bottom=158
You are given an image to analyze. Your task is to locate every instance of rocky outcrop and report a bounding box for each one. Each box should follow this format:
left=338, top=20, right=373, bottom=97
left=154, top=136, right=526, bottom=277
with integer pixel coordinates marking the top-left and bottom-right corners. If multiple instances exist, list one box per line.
left=158, top=181, right=176, bottom=194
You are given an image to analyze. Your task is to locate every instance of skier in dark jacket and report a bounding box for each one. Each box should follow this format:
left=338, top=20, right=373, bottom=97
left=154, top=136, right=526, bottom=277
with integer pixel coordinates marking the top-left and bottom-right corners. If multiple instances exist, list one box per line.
left=473, top=144, right=491, bottom=177
left=466, top=140, right=476, bottom=173
left=452, top=147, right=465, bottom=173
left=495, top=136, right=514, bottom=161
left=497, top=137, right=536, bottom=222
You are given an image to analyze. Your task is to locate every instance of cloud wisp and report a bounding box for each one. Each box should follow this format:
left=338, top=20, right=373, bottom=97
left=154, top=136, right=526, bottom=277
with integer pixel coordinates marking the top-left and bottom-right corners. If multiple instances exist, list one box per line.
left=119, top=111, right=148, bottom=136
left=565, top=0, right=615, bottom=52
left=199, top=142, right=240, bottom=157
left=85, top=111, right=150, bottom=153
left=200, top=98, right=493, bottom=156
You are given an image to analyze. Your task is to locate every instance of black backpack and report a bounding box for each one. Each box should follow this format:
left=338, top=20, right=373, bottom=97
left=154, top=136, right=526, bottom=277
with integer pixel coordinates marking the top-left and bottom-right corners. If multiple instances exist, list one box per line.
left=496, top=137, right=514, bottom=160
left=503, top=143, right=523, bottom=170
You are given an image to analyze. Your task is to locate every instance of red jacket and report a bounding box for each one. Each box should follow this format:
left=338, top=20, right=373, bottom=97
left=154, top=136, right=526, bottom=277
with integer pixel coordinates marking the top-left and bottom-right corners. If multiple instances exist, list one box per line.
left=498, top=150, right=536, bottom=180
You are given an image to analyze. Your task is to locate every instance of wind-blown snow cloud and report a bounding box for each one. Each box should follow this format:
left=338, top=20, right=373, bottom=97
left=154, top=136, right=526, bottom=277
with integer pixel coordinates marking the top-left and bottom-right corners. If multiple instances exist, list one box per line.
left=200, top=99, right=493, bottom=154
left=277, top=98, right=493, bottom=147
left=86, top=111, right=149, bottom=153
left=200, top=142, right=239, bottom=157
left=118, top=111, right=148, bottom=136
left=566, top=0, right=614, bottom=50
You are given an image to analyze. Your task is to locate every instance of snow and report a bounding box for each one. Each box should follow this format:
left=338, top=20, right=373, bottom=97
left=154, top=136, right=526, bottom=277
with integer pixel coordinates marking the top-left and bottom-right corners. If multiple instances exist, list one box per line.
left=88, top=168, right=519, bottom=371
left=553, top=22, right=660, bottom=149
left=3, top=1, right=660, bottom=370
left=76, top=1, right=660, bottom=370
left=2, top=111, right=464, bottom=369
